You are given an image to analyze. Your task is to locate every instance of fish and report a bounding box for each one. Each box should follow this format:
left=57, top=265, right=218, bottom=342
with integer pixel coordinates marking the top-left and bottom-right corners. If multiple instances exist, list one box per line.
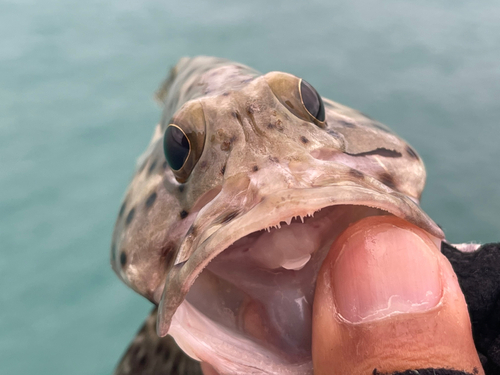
left=110, top=56, right=447, bottom=374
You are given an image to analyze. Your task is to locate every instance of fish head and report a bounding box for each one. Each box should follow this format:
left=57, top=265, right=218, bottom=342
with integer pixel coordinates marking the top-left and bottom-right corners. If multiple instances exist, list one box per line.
left=111, top=57, right=443, bottom=374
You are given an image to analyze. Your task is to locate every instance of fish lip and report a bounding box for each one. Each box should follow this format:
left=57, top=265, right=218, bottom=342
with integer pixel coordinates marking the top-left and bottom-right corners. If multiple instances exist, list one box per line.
left=157, top=184, right=444, bottom=337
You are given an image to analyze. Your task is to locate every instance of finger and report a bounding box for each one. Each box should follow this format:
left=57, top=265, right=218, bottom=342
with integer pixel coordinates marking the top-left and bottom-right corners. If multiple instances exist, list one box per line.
left=312, top=215, right=483, bottom=375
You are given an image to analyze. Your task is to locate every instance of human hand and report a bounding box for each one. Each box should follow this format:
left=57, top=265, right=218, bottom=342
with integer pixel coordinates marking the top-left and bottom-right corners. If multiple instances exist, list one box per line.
left=312, top=216, right=483, bottom=375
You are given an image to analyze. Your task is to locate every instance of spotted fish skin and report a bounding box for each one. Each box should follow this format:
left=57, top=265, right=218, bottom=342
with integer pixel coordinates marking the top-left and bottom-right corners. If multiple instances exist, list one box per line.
left=114, top=308, right=202, bottom=375
left=111, top=57, right=443, bottom=374
left=111, top=57, right=262, bottom=301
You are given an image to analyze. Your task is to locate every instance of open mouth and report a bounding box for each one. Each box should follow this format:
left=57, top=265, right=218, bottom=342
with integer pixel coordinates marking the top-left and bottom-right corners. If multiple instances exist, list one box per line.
left=162, top=199, right=443, bottom=374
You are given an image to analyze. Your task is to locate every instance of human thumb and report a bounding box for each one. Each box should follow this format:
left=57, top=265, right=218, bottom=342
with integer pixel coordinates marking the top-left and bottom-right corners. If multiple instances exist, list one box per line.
left=312, top=215, right=483, bottom=375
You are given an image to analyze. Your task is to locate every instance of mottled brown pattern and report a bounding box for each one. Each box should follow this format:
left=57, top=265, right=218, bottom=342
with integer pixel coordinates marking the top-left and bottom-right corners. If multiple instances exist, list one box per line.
left=114, top=308, right=202, bottom=375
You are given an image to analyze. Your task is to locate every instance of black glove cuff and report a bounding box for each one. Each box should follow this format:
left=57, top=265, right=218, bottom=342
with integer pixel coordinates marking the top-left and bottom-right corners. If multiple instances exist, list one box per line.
left=442, top=242, right=500, bottom=374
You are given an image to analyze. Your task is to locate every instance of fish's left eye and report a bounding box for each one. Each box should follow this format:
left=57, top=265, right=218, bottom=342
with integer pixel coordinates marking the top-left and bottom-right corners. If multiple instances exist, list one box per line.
left=265, top=72, right=326, bottom=127
left=300, top=79, right=325, bottom=122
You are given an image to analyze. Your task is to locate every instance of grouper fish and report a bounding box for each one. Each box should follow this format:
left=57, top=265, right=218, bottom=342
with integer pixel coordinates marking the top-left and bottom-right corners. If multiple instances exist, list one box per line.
left=110, top=56, right=464, bottom=374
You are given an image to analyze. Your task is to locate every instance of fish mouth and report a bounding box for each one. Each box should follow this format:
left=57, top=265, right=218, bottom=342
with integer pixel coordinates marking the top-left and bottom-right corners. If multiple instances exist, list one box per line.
left=158, top=185, right=443, bottom=374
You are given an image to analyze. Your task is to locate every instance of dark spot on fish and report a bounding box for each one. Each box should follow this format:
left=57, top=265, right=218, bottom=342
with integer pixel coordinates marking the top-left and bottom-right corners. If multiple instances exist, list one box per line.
left=221, top=211, right=239, bottom=223
left=147, top=159, right=157, bottom=175
left=349, top=169, right=364, bottom=179
left=162, top=160, right=168, bottom=170
left=160, top=243, right=175, bottom=269
left=339, top=120, right=356, bottom=128
left=187, top=225, right=197, bottom=237
left=269, top=156, right=279, bottom=163
left=178, top=184, right=185, bottom=193
left=118, top=201, right=126, bottom=218
left=138, top=353, right=148, bottom=368
left=171, top=362, right=179, bottom=373
left=406, top=145, right=419, bottom=159
left=247, top=106, right=254, bottom=114
left=222, top=92, right=230, bottom=96
left=221, top=140, right=231, bottom=151
left=300, top=136, right=309, bottom=144
left=145, top=192, right=157, bottom=209
left=155, top=341, right=165, bottom=355
left=327, top=129, right=340, bottom=138
left=233, top=111, right=243, bottom=126
left=253, top=165, right=259, bottom=172
left=345, top=148, right=402, bottom=158
left=180, top=210, right=188, bottom=219
left=199, top=160, right=208, bottom=170
left=125, top=208, right=135, bottom=225
left=221, top=164, right=226, bottom=175
left=120, top=251, right=127, bottom=267
left=379, top=173, right=397, bottom=189
left=268, top=121, right=283, bottom=132
left=285, top=100, right=295, bottom=110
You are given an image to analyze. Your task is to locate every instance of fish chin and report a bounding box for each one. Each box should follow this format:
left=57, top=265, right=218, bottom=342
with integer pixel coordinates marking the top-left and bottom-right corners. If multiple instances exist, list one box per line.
left=163, top=203, right=442, bottom=375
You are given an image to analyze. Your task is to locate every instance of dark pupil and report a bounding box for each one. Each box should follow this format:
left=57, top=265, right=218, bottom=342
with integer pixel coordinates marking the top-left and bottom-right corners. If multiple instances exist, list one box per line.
left=164, top=126, right=190, bottom=171
left=300, top=80, right=325, bottom=122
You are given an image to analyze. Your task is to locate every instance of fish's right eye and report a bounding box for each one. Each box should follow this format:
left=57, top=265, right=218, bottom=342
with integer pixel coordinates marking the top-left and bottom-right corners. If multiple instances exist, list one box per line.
left=164, top=125, right=190, bottom=171
left=162, top=101, right=206, bottom=183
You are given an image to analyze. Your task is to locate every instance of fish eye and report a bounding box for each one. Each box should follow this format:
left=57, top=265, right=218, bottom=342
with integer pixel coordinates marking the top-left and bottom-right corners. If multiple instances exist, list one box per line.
left=299, top=79, right=325, bottom=123
left=164, top=125, right=191, bottom=171
left=161, top=101, right=206, bottom=183
left=264, top=72, right=326, bottom=127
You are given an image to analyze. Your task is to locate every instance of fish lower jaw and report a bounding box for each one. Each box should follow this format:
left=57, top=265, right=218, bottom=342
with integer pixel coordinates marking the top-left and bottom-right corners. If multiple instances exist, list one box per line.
left=167, top=203, right=442, bottom=374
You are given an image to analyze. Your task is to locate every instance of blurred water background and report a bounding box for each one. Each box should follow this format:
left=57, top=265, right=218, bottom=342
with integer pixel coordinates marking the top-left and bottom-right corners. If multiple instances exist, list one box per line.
left=1, top=0, right=499, bottom=374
